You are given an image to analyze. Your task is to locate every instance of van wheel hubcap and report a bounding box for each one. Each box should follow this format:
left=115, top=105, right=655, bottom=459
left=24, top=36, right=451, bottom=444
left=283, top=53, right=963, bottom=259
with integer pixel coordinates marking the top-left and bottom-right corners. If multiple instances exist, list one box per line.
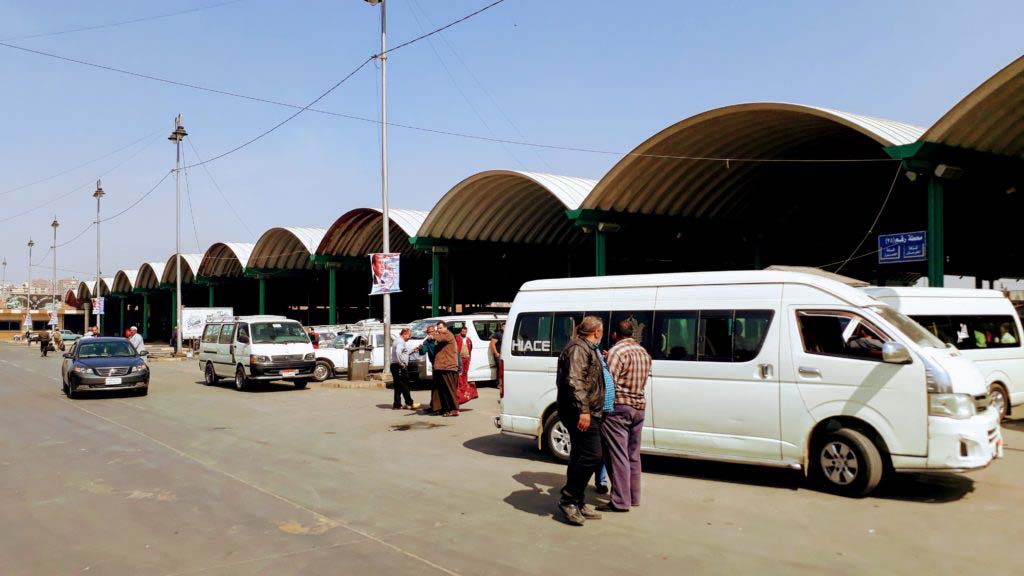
left=551, top=421, right=571, bottom=458
left=821, top=442, right=858, bottom=485
left=990, top=388, right=1007, bottom=418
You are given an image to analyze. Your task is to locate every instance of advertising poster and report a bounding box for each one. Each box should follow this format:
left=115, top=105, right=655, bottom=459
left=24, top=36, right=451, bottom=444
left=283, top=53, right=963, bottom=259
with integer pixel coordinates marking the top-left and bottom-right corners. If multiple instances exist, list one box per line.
left=181, top=307, right=234, bottom=340
left=92, top=297, right=105, bottom=315
left=369, top=253, right=401, bottom=295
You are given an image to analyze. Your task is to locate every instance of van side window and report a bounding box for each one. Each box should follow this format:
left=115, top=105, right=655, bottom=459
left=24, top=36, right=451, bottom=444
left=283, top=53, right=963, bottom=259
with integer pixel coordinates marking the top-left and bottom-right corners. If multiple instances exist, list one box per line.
left=202, top=324, right=220, bottom=344
left=610, top=310, right=653, bottom=352
left=734, top=310, right=775, bottom=362
left=797, top=311, right=887, bottom=361
left=512, top=313, right=553, bottom=357
left=655, top=311, right=697, bottom=360
left=552, top=313, right=584, bottom=355
left=237, top=324, right=250, bottom=342
left=218, top=323, right=235, bottom=344
left=912, top=314, right=1020, bottom=349
left=698, top=310, right=733, bottom=362
left=655, top=310, right=775, bottom=362
left=473, top=320, right=502, bottom=341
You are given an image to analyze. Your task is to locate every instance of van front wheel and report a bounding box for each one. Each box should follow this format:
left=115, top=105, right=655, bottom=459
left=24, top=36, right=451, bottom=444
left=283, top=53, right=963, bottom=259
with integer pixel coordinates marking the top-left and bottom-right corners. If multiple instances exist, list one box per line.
left=542, top=412, right=571, bottom=462
left=812, top=428, right=884, bottom=497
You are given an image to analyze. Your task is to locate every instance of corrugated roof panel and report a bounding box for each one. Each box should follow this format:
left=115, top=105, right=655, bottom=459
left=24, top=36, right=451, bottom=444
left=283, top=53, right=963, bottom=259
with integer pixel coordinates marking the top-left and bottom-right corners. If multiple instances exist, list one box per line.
left=316, top=208, right=429, bottom=258
left=161, top=253, right=205, bottom=284
left=197, top=243, right=255, bottom=278
left=136, top=262, right=167, bottom=289
left=248, top=227, right=327, bottom=270
left=111, top=270, right=138, bottom=293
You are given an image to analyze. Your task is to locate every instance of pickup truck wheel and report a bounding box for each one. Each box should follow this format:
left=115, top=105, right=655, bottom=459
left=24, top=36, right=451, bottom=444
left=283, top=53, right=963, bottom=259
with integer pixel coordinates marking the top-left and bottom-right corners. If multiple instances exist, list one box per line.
left=812, top=428, right=884, bottom=497
left=234, top=366, right=248, bottom=391
left=542, top=412, right=571, bottom=462
left=312, top=361, right=332, bottom=382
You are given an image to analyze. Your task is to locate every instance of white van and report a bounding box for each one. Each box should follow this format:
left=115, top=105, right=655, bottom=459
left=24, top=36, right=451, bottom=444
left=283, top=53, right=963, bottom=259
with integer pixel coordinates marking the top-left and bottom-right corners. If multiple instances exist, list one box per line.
left=198, top=315, right=315, bottom=391
left=865, top=287, right=1024, bottom=419
left=497, top=271, right=1003, bottom=496
left=407, top=314, right=505, bottom=383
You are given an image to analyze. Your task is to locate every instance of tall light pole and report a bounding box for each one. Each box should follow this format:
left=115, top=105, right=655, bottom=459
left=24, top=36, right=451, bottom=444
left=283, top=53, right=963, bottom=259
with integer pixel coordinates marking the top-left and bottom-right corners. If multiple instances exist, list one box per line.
left=51, top=217, right=59, bottom=329
left=93, top=180, right=105, bottom=331
left=1, top=258, right=7, bottom=301
left=27, top=238, right=34, bottom=312
left=366, top=0, right=392, bottom=357
left=168, top=115, right=187, bottom=355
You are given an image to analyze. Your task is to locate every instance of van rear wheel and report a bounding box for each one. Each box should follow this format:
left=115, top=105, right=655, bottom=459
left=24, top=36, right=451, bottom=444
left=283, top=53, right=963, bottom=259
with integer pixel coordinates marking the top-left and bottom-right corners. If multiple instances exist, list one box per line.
left=205, top=362, right=219, bottom=386
left=812, top=428, right=884, bottom=497
left=542, top=412, right=571, bottom=462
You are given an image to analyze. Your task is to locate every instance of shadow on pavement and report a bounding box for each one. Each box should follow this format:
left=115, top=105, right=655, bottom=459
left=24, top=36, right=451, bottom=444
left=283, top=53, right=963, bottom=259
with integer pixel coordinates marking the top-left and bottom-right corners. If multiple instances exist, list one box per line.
left=1001, top=417, right=1024, bottom=433
left=503, top=471, right=564, bottom=518
left=195, top=380, right=304, bottom=393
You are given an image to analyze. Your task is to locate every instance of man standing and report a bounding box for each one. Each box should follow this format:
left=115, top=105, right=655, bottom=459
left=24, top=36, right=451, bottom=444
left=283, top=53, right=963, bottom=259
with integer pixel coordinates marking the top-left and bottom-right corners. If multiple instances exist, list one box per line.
left=128, top=326, right=145, bottom=355
left=390, top=328, right=420, bottom=410
left=489, top=322, right=505, bottom=366
left=555, top=316, right=607, bottom=526
left=39, top=329, right=52, bottom=357
left=599, top=320, right=652, bottom=512
left=429, top=321, right=460, bottom=417
left=82, top=326, right=99, bottom=339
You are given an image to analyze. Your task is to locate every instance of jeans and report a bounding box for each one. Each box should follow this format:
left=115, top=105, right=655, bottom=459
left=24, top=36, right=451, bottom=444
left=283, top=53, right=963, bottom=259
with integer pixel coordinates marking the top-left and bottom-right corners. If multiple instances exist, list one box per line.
left=390, top=363, right=413, bottom=407
left=600, top=404, right=645, bottom=508
left=560, top=414, right=603, bottom=505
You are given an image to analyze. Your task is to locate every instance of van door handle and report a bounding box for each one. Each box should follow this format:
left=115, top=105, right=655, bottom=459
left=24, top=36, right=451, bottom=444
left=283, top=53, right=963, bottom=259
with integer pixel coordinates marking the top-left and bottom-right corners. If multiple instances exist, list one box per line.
left=798, top=366, right=821, bottom=377
left=758, top=363, right=772, bottom=379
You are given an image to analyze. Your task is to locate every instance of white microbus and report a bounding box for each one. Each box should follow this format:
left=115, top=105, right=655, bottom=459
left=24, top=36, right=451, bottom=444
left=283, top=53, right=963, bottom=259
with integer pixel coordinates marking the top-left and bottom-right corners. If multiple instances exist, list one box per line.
left=496, top=271, right=1003, bottom=496
left=866, top=287, right=1024, bottom=419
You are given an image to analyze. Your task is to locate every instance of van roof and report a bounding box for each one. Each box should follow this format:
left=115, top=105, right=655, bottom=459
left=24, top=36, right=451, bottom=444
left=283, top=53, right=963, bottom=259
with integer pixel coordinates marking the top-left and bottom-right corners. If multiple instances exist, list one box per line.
left=520, top=270, right=880, bottom=307
left=864, top=287, right=1007, bottom=300
left=210, top=315, right=293, bottom=323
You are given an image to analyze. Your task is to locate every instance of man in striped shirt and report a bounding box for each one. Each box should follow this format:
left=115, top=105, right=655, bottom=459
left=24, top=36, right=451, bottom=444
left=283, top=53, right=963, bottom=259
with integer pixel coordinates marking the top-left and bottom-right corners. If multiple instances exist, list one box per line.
left=599, top=319, right=652, bottom=512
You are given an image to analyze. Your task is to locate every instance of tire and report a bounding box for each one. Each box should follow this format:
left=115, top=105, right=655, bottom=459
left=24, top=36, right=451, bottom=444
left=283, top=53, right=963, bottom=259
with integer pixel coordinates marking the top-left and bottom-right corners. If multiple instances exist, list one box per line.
left=312, top=361, right=332, bottom=382
left=62, top=377, right=69, bottom=395
left=989, top=383, right=1009, bottom=420
left=542, top=411, right=571, bottom=462
left=204, top=362, right=219, bottom=386
left=234, top=366, right=249, bottom=392
left=293, top=379, right=309, bottom=390
left=67, top=379, right=77, bottom=399
left=812, top=428, right=884, bottom=497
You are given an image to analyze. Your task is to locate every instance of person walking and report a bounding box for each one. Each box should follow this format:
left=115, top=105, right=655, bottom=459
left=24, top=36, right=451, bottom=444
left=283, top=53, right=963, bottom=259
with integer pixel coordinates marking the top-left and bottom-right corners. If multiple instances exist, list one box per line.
left=555, top=315, right=607, bottom=526
left=429, top=321, right=460, bottom=417
left=456, top=325, right=478, bottom=405
left=52, top=328, right=63, bottom=352
left=171, top=325, right=179, bottom=355
left=390, top=328, right=421, bottom=410
left=598, top=320, right=652, bottom=512
left=39, top=328, right=52, bottom=357
left=307, top=326, right=320, bottom=348
left=128, top=326, right=146, bottom=355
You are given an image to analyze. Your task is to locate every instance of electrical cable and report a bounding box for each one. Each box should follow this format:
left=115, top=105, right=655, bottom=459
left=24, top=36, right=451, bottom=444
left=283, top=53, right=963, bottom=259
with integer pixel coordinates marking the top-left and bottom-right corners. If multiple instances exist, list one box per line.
left=834, top=162, right=905, bottom=273
left=182, top=149, right=202, bottom=251
left=2, top=0, right=246, bottom=42
left=101, top=170, right=173, bottom=223
left=186, top=138, right=253, bottom=238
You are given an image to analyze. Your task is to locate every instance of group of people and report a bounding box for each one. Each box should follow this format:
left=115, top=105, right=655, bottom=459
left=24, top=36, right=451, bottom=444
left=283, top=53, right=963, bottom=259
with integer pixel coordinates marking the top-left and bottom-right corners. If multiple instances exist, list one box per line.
left=36, top=324, right=146, bottom=357
left=389, top=321, right=481, bottom=417
left=556, top=316, right=652, bottom=526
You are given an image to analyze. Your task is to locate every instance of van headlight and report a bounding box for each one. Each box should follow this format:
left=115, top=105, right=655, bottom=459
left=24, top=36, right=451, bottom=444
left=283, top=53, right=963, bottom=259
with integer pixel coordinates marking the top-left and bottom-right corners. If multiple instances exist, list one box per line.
left=303, top=352, right=314, bottom=361
left=929, top=393, right=976, bottom=419
left=250, top=355, right=271, bottom=364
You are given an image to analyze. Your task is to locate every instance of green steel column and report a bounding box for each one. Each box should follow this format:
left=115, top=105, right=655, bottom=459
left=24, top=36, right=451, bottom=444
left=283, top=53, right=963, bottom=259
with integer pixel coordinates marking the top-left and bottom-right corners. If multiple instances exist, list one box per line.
left=208, top=285, right=215, bottom=307
left=431, top=251, right=440, bottom=317
left=142, top=293, right=149, bottom=339
left=119, top=297, right=125, bottom=336
left=171, top=291, right=177, bottom=333
left=259, top=277, right=266, bottom=315
left=595, top=230, right=607, bottom=276
left=927, top=177, right=945, bottom=287
left=328, top=268, right=337, bottom=325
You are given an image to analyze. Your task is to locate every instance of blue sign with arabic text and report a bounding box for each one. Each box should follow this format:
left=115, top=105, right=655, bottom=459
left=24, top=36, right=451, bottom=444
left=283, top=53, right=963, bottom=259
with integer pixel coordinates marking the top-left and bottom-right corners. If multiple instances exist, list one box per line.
left=878, top=231, right=927, bottom=264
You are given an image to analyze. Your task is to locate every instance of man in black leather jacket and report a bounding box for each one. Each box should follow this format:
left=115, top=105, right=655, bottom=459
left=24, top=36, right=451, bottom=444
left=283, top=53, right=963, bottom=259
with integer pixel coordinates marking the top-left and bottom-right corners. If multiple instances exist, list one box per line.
left=555, top=315, right=606, bottom=525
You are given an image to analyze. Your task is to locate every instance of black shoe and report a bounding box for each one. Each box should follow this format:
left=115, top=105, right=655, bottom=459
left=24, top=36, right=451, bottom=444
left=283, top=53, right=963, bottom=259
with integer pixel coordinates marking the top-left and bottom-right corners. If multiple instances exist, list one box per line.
left=578, top=504, right=602, bottom=520
left=596, top=504, right=629, bottom=513
left=558, top=502, right=586, bottom=526
left=595, top=483, right=610, bottom=495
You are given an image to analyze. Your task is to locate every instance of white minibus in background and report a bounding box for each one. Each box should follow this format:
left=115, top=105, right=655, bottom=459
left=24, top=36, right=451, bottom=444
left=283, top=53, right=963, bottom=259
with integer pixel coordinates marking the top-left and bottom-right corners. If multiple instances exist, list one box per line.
left=866, top=287, right=1024, bottom=419
left=496, top=271, right=1003, bottom=497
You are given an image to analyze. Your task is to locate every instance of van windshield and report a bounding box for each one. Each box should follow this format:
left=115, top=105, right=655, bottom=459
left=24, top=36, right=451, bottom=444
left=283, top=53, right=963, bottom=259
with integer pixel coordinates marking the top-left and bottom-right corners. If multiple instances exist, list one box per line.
left=410, top=319, right=439, bottom=339
left=250, top=322, right=309, bottom=344
left=870, top=306, right=945, bottom=349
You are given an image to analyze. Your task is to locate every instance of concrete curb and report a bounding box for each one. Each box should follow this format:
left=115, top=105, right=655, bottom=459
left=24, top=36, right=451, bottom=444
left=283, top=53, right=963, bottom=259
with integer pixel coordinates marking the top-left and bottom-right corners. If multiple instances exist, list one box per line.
left=313, top=379, right=385, bottom=390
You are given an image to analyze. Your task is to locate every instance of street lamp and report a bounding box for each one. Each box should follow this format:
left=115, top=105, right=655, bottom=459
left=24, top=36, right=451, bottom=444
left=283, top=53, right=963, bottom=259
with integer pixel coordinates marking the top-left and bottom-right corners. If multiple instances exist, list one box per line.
left=168, top=115, right=187, bottom=355
left=51, top=216, right=59, bottom=329
left=93, top=180, right=105, bottom=331
left=1, top=258, right=7, bottom=301
left=27, top=238, right=34, bottom=311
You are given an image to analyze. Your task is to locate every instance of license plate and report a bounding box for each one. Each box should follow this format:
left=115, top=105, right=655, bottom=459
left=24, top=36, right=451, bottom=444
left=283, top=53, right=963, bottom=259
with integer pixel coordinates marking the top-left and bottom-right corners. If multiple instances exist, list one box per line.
left=105, top=377, right=123, bottom=386
left=280, top=370, right=297, bottom=377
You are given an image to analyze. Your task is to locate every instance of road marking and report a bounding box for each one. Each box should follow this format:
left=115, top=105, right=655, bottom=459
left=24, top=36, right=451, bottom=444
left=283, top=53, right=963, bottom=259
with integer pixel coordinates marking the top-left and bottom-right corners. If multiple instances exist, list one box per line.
left=66, top=402, right=460, bottom=576
left=162, top=536, right=367, bottom=576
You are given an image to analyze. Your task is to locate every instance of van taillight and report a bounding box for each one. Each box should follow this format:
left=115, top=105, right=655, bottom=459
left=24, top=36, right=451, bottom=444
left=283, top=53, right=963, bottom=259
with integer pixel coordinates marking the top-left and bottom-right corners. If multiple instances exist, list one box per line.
left=498, top=359, right=505, bottom=399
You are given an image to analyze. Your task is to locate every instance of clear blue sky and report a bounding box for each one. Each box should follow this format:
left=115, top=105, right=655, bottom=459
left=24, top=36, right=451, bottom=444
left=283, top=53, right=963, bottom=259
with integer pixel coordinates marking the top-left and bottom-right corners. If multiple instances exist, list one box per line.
left=0, top=0, right=1021, bottom=285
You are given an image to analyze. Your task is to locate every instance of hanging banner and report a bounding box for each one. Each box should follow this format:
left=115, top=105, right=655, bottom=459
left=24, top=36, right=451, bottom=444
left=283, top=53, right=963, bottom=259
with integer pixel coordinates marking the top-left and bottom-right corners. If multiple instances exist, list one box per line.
left=92, top=297, right=105, bottom=315
left=48, top=311, right=58, bottom=326
left=369, top=253, right=401, bottom=295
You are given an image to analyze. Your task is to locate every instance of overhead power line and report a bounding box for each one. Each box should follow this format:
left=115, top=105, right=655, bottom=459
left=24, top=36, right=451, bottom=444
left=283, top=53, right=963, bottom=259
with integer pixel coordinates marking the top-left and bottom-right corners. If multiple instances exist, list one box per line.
left=2, top=0, right=246, bottom=42
left=187, top=138, right=254, bottom=237
left=101, top=170, right=173, bottom=223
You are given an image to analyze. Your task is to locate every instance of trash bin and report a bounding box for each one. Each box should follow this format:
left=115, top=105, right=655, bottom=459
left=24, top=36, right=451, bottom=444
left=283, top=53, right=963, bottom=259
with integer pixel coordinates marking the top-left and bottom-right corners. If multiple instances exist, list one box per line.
left=347, top=347, right=372, bottom=381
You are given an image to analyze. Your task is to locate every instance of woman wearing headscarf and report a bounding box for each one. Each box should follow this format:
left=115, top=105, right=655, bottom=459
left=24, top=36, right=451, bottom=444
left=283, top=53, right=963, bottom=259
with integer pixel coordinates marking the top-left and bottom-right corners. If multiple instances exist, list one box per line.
left=456, top=325, right=478, bottom=405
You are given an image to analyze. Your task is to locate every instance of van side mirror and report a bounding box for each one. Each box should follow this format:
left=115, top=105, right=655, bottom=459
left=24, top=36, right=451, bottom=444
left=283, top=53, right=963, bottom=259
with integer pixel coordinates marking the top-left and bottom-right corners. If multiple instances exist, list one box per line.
left=882, top=342, right=912, bottom=364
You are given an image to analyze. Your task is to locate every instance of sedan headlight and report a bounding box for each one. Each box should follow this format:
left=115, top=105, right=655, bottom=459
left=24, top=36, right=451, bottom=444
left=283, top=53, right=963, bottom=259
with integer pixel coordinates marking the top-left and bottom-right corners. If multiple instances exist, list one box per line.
left=250, top=355, right=271, bottom=364
left=303, top=352, right=315, bottom=361
left=929, top=393, right=976, bottom=420
left=72, top=364, right=91, bottom=374
left=131, top=364, right=149, bottom=374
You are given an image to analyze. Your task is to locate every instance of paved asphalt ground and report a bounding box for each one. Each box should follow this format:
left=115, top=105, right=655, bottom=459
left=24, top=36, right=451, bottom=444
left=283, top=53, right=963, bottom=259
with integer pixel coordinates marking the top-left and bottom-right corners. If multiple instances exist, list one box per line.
left=1, top=343, right=1022, bottom=576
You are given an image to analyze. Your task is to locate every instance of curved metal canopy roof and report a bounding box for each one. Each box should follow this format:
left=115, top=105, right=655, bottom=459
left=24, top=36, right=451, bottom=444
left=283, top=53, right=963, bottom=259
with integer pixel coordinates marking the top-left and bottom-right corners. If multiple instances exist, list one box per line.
left=111, top=270, right=139, bottom=293
left=197, top=243, right=254, bottom=278
left=76, top=281, right=96, bottom=301
left=922, top=55, right=1024, bottom=158
left=98, top=278, right=114, bottom=296
left=316, top=208, right=429, bottom=258
left=248, top=227, right=327, bottom=270
left=135, top=262, right=167, bottom=290
left=416, top=170, right=597, bottom=244
left=160, top=253, right=204, bottom=284
left=582, top=102, right=924, bottom=218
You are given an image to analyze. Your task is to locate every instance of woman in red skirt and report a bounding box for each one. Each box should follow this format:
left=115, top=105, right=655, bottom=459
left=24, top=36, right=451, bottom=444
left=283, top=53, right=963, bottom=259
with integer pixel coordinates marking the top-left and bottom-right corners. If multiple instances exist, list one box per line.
left=456, top=326, right=478, bottom=406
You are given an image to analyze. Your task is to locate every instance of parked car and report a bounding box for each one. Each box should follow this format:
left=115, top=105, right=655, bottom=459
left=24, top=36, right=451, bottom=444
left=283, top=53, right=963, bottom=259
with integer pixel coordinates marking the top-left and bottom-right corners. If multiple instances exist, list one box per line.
left=866, top=287, right=1024, bottom=419
left=61, top=337, right=150, bottom=398
left=58, top=329, right=82, bottom=343
left=311, top=323, right=403, bottom=382
left=496, top=270, right=1003, bottom=497
left=407, top=314, right=505, bottom=384
left=198, top=315, right=314, bottom=391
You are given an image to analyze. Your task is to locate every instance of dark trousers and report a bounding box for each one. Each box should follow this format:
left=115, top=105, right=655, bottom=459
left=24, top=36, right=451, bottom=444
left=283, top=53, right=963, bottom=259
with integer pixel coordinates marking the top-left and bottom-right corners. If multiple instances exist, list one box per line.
left=40, top=340, right=49, bottom=356
left=390, top=363, right=413, bottom=407
left=430, top=370, right=459, bottom=413
left=560, top=414, right=603, bottom=506
left=600, top=404, right=645, bottom=508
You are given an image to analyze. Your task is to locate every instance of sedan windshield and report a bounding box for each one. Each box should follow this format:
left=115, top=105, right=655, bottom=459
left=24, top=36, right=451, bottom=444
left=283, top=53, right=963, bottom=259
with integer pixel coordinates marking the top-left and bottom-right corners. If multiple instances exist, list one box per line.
left=250, top=322, right=309, bottom=344
left=410, top=319, right=439, bottom=339
left=871, top=306, right=945, bottom=349
left=78, top=341, right=137, bottom=358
